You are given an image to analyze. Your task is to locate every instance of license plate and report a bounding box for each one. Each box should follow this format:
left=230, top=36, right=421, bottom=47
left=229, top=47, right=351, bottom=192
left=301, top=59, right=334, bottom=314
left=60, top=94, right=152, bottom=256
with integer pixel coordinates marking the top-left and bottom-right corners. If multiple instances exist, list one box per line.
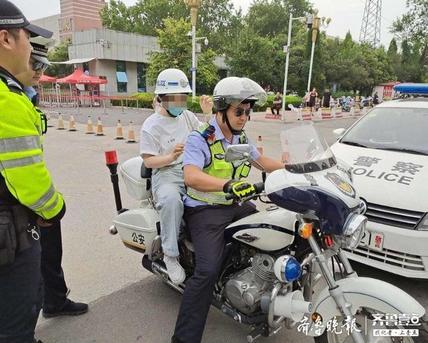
left=369, top=232, right=384, bottom=250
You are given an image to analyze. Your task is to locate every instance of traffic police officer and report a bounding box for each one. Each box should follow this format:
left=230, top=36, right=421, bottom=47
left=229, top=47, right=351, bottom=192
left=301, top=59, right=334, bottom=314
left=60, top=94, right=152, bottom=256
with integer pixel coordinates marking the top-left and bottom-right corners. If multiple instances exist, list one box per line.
left=172, top=77, right=284, bottom=343
left=0, top=1, right=65, bottom=342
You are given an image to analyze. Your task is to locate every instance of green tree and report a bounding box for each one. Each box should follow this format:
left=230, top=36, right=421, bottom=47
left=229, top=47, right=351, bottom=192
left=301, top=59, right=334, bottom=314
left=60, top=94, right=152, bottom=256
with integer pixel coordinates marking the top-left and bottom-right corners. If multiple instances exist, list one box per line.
left=246, top=0, right=311, bottom=37
left=226, top=27, right=277, bottom=89
left=46, top=42, right=73, bottom=77
left=196, top=0, right=243, bottom=53
left=99, top=0, right=135, bottom=33
left=387, top=38, right=400, bottom=80
left=146, top=18, right=218, bottom=94
left=392, top=0, right=428, bottom=81
left=398, top=39, right=423, bottom=82
left=101, top=0, right=242, bottom=52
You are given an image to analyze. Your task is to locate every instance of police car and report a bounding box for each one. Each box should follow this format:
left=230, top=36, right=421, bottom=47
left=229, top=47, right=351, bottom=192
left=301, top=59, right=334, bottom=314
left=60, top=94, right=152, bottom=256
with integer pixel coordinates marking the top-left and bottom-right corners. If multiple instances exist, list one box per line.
left=330, top=83, right=428, bottom=279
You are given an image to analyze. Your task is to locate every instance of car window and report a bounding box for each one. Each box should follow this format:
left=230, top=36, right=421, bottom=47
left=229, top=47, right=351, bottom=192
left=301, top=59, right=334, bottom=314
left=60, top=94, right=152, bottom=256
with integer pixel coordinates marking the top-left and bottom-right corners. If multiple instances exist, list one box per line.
left=341, top=107, right=428, bottom=155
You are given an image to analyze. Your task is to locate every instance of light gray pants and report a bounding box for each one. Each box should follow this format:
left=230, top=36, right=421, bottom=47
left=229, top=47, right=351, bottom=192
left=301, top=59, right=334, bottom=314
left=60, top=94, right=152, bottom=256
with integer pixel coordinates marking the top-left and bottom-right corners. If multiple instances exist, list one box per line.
left=152, top=164, right=185, bottom=257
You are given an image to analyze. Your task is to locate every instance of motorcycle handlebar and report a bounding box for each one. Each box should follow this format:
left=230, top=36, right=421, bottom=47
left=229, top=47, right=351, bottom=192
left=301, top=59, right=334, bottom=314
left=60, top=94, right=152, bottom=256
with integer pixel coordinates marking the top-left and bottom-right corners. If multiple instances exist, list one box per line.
left=224, top=182, right=265, bottom=201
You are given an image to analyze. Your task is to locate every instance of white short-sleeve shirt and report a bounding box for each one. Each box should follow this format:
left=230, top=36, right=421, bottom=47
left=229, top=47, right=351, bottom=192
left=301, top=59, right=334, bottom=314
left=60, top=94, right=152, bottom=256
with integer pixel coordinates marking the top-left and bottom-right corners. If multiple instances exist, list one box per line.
left=139, top=110, right=202, bottom=166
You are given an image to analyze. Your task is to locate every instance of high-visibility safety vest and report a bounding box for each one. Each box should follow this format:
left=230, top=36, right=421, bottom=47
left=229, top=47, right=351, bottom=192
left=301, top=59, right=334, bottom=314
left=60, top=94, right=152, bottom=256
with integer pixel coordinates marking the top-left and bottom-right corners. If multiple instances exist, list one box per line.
left=187, top=123, right=251, bottom=205
left=0, top=73, right=64, bottom=220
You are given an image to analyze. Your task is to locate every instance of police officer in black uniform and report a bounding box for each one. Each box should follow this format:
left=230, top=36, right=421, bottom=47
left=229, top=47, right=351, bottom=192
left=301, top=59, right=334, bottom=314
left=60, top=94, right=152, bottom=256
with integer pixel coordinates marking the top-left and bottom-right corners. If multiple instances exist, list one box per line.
left=19, top=38, right=89, bottom=318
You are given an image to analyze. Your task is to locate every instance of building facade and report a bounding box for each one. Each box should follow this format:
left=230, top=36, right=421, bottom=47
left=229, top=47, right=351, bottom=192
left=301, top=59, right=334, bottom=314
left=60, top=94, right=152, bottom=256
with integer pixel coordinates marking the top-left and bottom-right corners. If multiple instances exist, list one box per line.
left=66, top=29, right=227, bottom=96
left=31, top=14, right=61, bottom=45
left=30, top=0, right=228, bottom=96
left=59, top=0, right=105, bottom=41
left=67, top=29, right=160, bottom=95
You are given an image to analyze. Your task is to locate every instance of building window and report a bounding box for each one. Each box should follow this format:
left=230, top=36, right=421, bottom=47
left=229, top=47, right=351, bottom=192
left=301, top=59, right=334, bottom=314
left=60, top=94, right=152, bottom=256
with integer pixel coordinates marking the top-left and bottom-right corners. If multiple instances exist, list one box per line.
left=116, top=61, right=127, bottom=93
left=137, top=63, right=147, bottom=92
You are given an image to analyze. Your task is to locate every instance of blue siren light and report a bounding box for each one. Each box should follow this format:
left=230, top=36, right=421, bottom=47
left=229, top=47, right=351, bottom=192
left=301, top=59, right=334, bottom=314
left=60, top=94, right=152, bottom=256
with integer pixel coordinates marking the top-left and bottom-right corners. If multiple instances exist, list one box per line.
left=393, top=83, right=428, bottom=95
left=274, top=255, right=302, bottom=283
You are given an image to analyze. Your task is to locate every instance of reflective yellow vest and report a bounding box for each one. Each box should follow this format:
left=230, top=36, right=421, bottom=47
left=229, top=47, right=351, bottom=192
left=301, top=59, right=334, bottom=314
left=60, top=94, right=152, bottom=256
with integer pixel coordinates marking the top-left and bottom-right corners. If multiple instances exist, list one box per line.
left=187, top=123, right=251, bottom=205
left=0, top=75, right=64, bottom=220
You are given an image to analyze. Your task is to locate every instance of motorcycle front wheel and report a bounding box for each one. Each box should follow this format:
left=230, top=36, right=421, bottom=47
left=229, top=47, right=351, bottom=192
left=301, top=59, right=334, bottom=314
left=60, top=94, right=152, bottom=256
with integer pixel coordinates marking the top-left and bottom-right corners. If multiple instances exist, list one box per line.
left=313, top=307, right=421, bottom=343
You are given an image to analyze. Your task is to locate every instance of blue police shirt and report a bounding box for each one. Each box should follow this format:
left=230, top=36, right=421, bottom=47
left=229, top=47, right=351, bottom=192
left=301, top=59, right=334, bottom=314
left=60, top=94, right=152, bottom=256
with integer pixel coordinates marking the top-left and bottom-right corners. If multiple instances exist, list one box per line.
left=183, top=116, right=260, bottom=207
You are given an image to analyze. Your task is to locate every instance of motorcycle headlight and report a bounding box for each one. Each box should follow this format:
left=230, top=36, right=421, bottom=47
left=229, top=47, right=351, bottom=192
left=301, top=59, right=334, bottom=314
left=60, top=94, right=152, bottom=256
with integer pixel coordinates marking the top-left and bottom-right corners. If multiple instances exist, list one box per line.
left=341, top=213, right=367, bottom=249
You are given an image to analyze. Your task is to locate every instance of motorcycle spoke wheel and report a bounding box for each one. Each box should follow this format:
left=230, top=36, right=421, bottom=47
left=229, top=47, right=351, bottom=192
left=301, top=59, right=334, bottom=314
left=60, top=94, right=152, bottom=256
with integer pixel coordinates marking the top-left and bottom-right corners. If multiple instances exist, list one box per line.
left=317, top=307, right=416, bottom=343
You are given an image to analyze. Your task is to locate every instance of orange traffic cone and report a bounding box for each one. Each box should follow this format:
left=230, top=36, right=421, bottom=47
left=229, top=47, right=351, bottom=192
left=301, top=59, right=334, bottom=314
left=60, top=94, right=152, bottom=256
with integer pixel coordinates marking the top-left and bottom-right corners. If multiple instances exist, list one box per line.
left=86, top=116, right=94, bottom=134
left=115, top=120, right=124, bottom=140
left=96, top=117, right=104, bottom=136
left=256, top=135, right=264, bottom=155
left=68, top=115, right=77, bottom=131
left=126, top=121, right=137, bottom=143
left=57, top=114, right=65, bottom=130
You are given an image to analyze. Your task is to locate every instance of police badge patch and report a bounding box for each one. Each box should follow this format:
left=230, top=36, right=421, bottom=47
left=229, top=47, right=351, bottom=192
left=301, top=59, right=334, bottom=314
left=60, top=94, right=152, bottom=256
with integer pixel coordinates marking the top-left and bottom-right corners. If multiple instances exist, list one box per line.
left=325, top=172, right=356, bottom=198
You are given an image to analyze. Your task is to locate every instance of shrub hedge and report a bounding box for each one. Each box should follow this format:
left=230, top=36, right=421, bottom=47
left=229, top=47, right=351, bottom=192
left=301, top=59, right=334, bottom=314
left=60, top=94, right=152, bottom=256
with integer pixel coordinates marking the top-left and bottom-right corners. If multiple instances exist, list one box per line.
left=110, top=92, right=303, bottom=113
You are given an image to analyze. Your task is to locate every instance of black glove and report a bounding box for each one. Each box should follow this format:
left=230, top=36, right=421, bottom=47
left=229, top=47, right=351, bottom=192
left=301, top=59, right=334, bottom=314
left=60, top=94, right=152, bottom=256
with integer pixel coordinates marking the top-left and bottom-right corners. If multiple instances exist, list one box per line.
left=223, top=179, right=256, bottom=200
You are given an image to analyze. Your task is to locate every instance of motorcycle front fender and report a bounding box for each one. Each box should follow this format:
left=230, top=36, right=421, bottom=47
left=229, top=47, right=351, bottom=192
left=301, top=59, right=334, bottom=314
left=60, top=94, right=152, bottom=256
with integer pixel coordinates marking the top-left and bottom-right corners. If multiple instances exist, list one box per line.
left=306, top=276, right=425, bottom=337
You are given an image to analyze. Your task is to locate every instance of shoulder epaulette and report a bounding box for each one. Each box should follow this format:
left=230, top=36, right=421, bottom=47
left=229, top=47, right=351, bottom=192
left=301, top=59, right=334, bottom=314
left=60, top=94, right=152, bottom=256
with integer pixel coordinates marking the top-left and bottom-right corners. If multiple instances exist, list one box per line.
left=197, top=123, right=215, bottom=139
left=0, top=73, right=23, bottom=94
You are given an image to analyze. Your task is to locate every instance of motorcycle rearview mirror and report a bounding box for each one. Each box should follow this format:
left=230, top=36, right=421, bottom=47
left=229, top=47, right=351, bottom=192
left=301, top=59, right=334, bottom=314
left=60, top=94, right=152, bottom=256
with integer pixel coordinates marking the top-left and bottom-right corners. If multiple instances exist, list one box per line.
left=225, top=144, right=252, bottom=163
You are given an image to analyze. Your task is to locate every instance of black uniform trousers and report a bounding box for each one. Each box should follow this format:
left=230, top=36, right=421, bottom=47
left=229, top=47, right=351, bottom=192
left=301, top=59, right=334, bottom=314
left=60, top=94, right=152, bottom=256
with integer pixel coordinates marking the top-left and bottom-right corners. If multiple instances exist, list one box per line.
left=0, top=239, right=42, bottom=343
left=40, top=221, right=68, bottom=310
left=173, top=202, right=257, bottom=343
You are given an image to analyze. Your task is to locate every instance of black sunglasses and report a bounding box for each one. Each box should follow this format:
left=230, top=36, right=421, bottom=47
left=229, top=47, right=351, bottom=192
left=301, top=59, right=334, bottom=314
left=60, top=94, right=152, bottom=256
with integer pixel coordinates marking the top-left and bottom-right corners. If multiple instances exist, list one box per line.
left=231, top=106, right=251, bottom=117
left=31, top=59, right=49, bottom=72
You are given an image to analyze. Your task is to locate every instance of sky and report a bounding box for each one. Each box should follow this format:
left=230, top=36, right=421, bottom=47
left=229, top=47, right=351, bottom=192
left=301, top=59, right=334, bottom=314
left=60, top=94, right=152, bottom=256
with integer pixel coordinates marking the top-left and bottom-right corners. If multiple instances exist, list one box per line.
left=13, top=0, right=407, bottom=47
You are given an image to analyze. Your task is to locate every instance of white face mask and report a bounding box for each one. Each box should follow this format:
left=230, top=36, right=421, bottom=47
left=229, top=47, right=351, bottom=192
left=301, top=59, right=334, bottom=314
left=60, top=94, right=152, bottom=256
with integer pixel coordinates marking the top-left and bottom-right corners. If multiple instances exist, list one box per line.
left=159, top=94, right=188, bottom=117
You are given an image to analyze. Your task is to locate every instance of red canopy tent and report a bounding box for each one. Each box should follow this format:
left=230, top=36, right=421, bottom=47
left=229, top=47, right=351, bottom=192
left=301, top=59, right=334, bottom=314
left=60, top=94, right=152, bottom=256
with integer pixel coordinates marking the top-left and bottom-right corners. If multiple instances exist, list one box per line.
left=38, top=74, right=57, bottom=83
left=56, top=69, right=107, bottom=107
left=37, top=74, right=57, bottom=104
left=56, top=69, right=83, bottom=84
left=79, top=73, right=107, bottom=85
left=56, top=69, right=107, bottom=84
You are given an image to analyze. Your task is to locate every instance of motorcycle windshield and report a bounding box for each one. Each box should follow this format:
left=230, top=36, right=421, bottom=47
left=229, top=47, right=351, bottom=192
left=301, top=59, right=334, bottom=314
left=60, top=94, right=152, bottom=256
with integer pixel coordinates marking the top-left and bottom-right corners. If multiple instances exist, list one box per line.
left=280, top=122, right=336, bottom=173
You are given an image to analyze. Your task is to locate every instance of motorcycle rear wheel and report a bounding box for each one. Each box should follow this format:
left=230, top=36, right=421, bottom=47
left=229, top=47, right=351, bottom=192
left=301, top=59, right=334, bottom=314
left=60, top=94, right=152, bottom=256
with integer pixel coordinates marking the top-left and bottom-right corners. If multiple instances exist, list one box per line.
left=313, top=307, right=420, bottom=343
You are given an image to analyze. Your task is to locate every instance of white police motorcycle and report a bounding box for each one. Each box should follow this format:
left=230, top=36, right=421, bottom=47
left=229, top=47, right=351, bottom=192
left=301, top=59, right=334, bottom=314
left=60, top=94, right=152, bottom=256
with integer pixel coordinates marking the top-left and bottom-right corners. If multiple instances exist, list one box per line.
left=105, top=122, right=425, bottom=343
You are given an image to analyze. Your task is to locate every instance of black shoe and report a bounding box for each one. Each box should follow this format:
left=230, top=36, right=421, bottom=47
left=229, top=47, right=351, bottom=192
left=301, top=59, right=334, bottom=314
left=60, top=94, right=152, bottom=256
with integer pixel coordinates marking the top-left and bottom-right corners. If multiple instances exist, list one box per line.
left=171, top=335, right=184, bottom=343
left=43, top=299, right=88, bottom=318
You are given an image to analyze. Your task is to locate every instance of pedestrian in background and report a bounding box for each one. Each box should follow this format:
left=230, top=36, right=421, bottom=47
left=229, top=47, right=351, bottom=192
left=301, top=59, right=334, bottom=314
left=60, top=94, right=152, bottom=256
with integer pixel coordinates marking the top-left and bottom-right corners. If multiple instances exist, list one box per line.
left=322, top=89, right=331, bottom=108
left=308, top=87, right=317, bottom=113
left=373, top=92, right=379, bottom=105
left=271, top=91, right=282, bottom=116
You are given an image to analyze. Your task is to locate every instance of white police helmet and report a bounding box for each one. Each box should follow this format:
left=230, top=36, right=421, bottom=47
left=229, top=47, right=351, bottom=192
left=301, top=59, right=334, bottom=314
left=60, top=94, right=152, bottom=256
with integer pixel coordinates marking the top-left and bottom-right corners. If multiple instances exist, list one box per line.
left=154, top=68, right=192, bottom=95
left=213, top=77, right=267, bottom=111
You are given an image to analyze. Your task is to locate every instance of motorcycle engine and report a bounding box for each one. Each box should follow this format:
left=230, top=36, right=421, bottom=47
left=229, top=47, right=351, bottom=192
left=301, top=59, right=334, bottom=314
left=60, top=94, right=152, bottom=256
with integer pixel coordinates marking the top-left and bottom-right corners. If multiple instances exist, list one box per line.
left=224, top=254, right=276, bottom=315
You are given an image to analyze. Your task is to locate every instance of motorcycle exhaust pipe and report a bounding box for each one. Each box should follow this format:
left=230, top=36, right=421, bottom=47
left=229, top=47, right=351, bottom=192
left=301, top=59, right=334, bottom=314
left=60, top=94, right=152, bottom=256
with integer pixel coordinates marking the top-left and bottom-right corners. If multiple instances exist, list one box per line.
left=272, top=290, right=312, bottom=322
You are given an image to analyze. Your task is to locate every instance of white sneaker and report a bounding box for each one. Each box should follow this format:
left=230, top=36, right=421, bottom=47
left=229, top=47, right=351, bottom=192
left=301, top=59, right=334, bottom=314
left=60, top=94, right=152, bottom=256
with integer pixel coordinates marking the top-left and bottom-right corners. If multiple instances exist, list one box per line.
left=164, top=255, right=186, bottom=285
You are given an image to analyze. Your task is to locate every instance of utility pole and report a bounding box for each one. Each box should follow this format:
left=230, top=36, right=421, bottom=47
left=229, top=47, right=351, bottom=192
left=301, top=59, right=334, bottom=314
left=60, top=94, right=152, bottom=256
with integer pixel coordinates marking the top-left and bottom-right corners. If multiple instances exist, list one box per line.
left=359, top=0, right=382, bottom=47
